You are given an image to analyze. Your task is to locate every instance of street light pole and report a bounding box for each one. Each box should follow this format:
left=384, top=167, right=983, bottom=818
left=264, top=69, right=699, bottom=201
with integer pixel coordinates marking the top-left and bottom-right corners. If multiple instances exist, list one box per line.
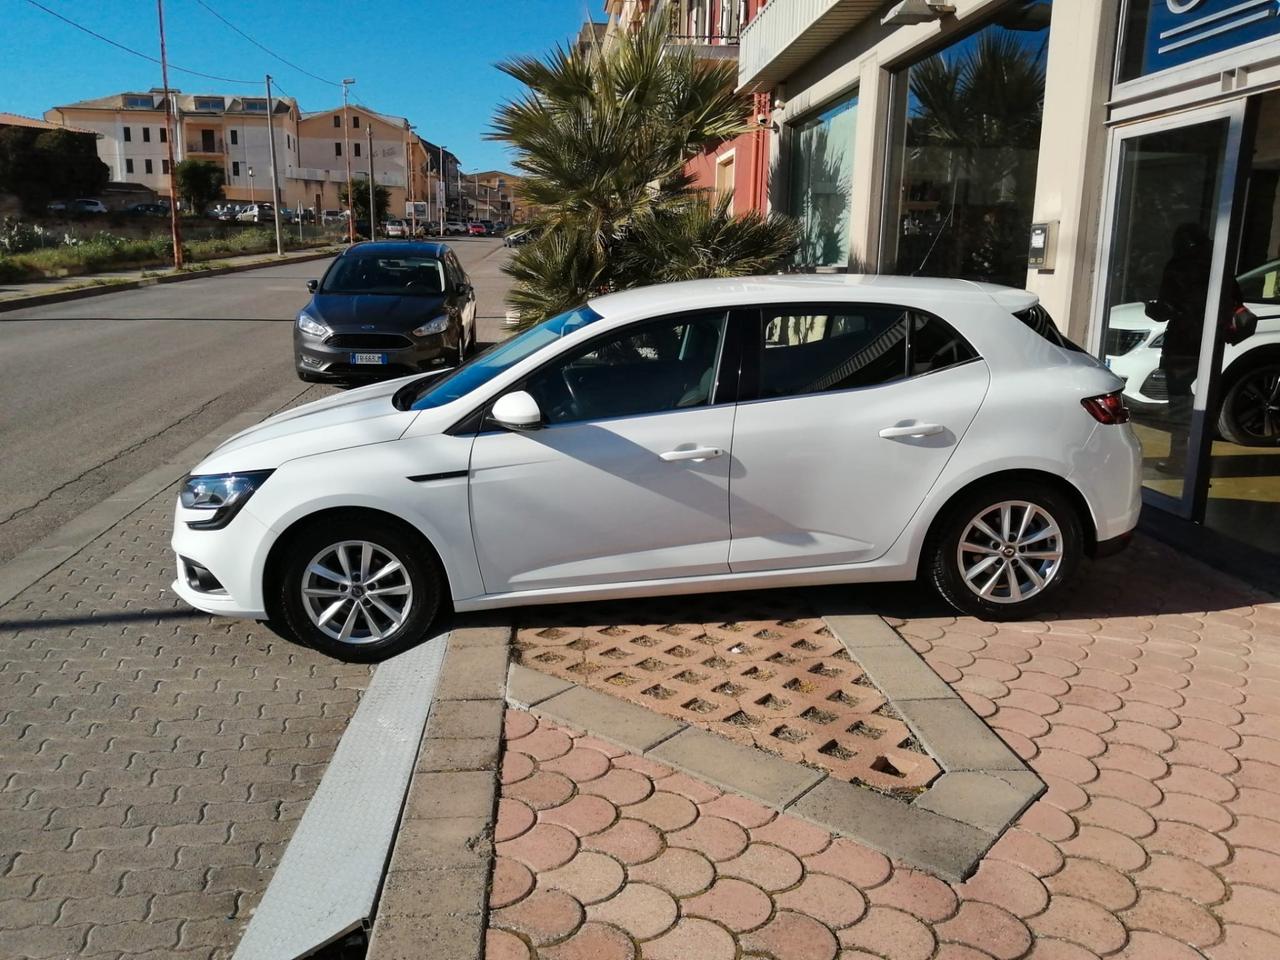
left=248, top=165, right=255, bottom=204
left=264, top=74, right=284, bottom=255
left=156, top=0, right=183, bottom=268
left=341, top=78, right=355, bottom=243
left=367, top=124, right=376, bottom=240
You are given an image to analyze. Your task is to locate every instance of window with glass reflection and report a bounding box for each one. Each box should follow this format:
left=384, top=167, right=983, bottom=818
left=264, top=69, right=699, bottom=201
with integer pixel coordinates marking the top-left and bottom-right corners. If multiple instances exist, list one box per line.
left=883, top=2, right=1052, bottom=289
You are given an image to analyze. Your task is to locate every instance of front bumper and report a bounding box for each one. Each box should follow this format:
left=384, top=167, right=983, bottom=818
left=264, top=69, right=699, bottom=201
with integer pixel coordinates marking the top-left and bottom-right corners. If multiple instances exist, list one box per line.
left=171, top=500, right=274, bottom=619
left=295, top=331, right=453, bottom=380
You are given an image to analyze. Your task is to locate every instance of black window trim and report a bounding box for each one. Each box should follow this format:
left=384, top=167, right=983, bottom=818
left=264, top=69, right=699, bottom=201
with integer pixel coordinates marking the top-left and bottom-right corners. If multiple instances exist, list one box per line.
left=446, top=306, right=745, bottom=436
left=735, top=300, right=983, bottom=405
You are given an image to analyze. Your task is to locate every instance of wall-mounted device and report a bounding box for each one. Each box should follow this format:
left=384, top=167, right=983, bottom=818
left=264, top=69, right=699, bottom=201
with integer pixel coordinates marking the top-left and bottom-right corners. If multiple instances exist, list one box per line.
left=1028, top=220, right=1058, bottom=271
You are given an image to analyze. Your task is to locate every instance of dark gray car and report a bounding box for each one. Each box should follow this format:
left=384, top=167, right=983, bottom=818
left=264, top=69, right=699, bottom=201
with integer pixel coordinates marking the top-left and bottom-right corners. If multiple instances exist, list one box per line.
left=295, top=241, right=475, bottom=383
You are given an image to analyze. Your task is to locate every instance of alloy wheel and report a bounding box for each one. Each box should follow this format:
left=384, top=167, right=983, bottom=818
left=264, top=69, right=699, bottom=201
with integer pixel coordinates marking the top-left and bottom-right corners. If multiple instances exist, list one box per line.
left=300, top=540, right=413, bottom=645
left=956, top=501, right=1063, bottom=605
left=1228, top=365, right=1280, bottom=443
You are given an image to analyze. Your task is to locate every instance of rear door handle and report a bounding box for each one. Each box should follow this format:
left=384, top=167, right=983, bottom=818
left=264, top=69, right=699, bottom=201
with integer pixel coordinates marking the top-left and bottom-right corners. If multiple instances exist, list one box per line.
left=879, top=423, right=945, bottom=439
left=660, top=446, right=725, bottom=462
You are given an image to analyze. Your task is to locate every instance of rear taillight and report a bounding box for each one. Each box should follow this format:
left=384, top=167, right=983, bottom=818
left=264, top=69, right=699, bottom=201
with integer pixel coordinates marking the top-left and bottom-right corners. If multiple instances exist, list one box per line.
left=1081, top=391, right=1131, bottom=424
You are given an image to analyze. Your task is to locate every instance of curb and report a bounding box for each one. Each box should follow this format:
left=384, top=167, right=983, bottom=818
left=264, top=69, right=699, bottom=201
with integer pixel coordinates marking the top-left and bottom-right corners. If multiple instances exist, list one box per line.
left=0, top=380, right=315, bottom=610
left=0, top=248, right=339, bottom=315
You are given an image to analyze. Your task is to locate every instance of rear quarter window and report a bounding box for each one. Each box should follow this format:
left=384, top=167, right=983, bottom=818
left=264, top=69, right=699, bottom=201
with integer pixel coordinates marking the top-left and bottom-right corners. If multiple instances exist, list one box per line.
left=1015, top=304, right=1085, bottom=353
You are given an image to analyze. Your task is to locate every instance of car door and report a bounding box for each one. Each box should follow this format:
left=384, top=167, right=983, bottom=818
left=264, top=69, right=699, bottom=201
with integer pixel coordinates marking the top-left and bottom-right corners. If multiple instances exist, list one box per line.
left=447, top=252, right=477, bottom=340
left=469, top=309, right=738, bottom=593
left=727, top=303, right=989, bottom=572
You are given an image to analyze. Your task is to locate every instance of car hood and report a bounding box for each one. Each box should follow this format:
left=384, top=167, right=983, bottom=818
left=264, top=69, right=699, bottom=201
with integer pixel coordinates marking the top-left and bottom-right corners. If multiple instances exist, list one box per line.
left=309, top=293, right=447, bottom=333
left=1107, top=301, right=1161, bottom=332
left=192, top=376, right=426, bottom=474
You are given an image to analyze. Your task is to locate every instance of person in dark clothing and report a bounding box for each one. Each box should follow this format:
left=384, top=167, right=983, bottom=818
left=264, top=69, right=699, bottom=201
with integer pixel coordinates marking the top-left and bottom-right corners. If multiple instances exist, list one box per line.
left=1150, top=223, right=1213, bottom=474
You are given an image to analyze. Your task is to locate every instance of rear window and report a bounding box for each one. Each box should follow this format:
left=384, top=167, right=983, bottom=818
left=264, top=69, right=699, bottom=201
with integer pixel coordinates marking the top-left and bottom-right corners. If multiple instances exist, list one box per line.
left=1014, top=304, right=1085, bottom=353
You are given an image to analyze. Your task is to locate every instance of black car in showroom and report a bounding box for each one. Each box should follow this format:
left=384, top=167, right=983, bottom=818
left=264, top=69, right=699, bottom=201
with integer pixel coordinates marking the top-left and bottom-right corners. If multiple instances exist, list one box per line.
left=295, top=241, right=477, bottom=383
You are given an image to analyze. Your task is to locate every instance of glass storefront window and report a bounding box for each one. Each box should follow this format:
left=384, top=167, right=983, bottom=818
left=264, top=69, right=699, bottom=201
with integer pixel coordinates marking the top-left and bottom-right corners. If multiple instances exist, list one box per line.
left=883, top=2, right=1052, bottom=288
left=788, top=93, right=857, bottom=268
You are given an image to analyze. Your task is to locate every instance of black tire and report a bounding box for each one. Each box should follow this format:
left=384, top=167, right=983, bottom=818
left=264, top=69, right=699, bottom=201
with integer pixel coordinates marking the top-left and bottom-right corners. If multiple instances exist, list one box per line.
left=1216, top=357, right=1280, bottom=447
left=927, top=480, right=1083, bottom=621
left=278, top=516, right=442, bottom=662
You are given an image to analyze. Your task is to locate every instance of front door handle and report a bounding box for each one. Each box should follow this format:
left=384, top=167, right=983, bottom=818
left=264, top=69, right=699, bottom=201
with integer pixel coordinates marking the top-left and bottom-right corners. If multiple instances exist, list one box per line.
left=660, top=446, right=725, bottom=462
left=879, top=422, right=945, bottom=439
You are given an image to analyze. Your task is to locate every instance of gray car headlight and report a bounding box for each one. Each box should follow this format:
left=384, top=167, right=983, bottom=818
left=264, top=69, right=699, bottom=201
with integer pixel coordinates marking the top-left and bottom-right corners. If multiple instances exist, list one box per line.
left=297, top=312, right=329, bottom=337
left=412, top=315, right=449, bottom=337
left=180, top=470, right=273, bottom=530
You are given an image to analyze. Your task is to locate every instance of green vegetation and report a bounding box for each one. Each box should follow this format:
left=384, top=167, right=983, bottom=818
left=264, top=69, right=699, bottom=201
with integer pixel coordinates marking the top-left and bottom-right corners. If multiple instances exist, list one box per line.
left=0, top=226, right=331, bottom=283
left=0, top=127, right=109, bottom=214
left=339, top=175, right=390, bottom=223
left=491, top=17, right=798, bottom=326
left=173, top=159, right=226, bottom=215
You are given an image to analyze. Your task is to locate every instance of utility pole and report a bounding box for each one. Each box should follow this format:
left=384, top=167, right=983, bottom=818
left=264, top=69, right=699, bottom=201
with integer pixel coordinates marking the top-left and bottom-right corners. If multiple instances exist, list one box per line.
left=341, top=78, right=355, bottom=243
left=156, top=0, right=183, bottom=268
left=367, top=124, right=376, bottom=240
left=264, top=75, right=284, bottom=255
left=438, top=144, right=446, bottom=236
left=406, top=124, right=417, bottom=237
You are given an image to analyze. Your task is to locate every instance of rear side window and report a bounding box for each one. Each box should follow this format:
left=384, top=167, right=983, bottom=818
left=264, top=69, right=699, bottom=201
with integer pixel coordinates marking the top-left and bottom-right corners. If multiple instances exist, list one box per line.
left=756, top=305, right=977, bottom=400
left=1015, top=303, right=1085, bottom=353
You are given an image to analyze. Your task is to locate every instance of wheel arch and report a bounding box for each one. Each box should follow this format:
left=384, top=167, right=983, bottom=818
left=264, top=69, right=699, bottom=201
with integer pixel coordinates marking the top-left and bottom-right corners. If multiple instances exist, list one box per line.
left=920, top=468, right=1099, bottom=562
left=262, top=506, right=452, bottom=624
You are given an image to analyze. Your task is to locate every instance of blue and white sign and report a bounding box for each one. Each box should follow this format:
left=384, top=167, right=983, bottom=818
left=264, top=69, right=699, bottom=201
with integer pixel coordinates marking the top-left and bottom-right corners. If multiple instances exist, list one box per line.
left=1138, top=0, right=1280, bottom=77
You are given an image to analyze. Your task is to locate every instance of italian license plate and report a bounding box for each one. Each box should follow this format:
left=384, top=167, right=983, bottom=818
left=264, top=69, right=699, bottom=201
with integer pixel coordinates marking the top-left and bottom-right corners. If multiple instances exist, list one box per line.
left=351, top=352, right=387, bottom=365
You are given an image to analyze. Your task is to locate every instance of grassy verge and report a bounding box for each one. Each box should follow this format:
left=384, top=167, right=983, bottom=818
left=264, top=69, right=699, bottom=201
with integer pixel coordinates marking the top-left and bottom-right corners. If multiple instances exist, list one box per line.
left=0, top=228, right=335, bottom=284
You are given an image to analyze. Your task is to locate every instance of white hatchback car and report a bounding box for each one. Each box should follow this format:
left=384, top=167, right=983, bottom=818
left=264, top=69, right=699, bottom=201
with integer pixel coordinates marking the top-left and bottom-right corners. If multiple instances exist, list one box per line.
left=172, top=275, right=1141, bottom=660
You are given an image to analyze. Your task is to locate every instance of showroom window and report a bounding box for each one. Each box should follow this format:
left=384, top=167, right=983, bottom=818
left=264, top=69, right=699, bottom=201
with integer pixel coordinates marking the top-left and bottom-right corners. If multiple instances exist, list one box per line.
left=883, top=1, right=1052, bottom=288
left=788, top=92, right=858, bottom=268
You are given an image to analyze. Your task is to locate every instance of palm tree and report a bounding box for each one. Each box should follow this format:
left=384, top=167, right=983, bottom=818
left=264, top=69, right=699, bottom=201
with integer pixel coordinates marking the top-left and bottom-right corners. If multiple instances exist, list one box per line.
left=896, top=29, right=1048, bottom=286
left=491, top=17, right=797, bottom=325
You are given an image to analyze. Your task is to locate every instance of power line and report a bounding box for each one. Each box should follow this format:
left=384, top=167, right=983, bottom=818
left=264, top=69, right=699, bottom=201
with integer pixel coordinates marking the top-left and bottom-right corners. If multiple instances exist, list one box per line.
left=192, top=0, right=341, bottom=87
left=22, top=0, right=259, bottom=85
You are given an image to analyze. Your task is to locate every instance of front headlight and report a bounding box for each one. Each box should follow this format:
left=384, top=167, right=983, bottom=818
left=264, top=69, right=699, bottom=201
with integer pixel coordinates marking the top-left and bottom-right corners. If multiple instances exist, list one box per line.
left=412, top=315, right=450, bottom=337
left=180, top=470, right=273, bottom=530
left=297, top=312, right=329, bottom=337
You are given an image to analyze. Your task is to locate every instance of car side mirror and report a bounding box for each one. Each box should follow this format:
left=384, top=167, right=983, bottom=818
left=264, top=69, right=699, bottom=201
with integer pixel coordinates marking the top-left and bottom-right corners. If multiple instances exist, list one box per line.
left=456, top=281, right=472, bottom=298
left=491, top=391, right=542, bottom=431
left=306, top=279, right=318, bottom=293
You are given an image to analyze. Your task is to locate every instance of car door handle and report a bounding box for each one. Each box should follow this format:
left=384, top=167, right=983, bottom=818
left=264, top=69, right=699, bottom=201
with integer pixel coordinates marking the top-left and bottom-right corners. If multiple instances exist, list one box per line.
left=660, top=446, right=725, bottom=462
left=878, top=423, right=945, bottom=439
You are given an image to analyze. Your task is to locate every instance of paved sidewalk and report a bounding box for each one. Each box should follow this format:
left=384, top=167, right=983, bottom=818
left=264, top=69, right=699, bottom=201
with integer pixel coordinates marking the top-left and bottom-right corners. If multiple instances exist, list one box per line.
left=0, top=449, right=370, bottom=959
left=487, top=535, right=1280, bottom=959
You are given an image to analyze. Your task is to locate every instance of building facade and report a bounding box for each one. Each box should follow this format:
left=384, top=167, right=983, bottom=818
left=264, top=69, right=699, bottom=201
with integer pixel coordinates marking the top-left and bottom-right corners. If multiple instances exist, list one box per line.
left=740, top=0, right=1280, bottom=571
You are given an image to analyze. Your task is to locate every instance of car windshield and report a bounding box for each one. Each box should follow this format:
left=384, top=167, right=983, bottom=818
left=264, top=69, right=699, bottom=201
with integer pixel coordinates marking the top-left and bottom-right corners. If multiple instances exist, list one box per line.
left=1238, top=259, right=1280, bottom=305
left=403, top=304, right=604, bottom=411
left=320, top=253, right=445, bottom=296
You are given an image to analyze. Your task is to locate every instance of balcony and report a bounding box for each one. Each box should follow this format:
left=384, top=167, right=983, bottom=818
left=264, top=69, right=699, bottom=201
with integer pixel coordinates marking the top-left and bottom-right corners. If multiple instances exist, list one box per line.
left=666, top=32, right=739, bottom=61
left=738, top=0, right=881, bottom=90
left=186, top=137, right=224, bottom=155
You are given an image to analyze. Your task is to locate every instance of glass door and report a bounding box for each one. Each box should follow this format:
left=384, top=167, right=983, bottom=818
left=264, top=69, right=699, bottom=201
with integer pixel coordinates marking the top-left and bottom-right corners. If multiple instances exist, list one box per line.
left=1094, top=101, right=1247, bottom=517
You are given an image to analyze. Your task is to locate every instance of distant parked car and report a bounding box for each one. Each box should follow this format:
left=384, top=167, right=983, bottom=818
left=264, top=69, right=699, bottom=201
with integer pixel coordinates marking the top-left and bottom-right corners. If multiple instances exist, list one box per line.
left=126, top=202, right=169, bottom=217
left=72, top=199, right=108, bottom=214
left=45, top=200, right=67, bottom=214
left=503, top=225, right=539, bottom=248
left=384, top=219, right=409, bottom=238
left=237, top=203, right=274, bottom=224
left=321, top=209, right=347, bottom=226
left=480, top=220, right=497, bottom=236
left=467, top=222, right=486, bottom=236
left=443, top=220, right=467, bottom=236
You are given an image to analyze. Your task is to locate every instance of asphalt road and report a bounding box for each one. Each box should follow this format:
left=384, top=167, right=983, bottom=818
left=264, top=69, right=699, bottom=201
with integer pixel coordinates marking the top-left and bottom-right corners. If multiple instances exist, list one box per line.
left=0, top=237, right=513, bottom=565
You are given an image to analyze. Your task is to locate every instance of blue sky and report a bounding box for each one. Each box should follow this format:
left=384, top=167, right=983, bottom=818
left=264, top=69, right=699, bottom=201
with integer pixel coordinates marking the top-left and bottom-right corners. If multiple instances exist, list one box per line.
left=2, top=0, right=595, bottom=173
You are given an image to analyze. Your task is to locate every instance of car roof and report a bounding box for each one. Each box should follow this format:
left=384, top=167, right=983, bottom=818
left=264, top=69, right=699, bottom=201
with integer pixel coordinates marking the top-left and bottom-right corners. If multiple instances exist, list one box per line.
left=588, top=274, right=1037, bottom=318
left=344, top=240, right=449, bottom=257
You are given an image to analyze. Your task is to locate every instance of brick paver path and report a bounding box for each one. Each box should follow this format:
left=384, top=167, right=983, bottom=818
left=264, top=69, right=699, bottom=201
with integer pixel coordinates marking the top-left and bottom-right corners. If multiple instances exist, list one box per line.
left=490, top=536, right=1280, bottom=959
left=0, top=490, right=372, bottom=959
left=516, top=595, right=938, bottom=793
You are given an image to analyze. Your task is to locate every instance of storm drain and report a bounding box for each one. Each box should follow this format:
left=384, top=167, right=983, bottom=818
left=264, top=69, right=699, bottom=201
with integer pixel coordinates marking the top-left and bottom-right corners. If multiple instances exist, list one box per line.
left=232, top=630, right=450, bottom=960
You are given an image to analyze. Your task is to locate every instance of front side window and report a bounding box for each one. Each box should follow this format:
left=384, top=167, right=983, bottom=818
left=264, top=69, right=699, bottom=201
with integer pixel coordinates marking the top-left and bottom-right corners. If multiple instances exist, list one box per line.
left=333, top=115, right=341, bottom=128
left=232, top=160, right=240, bottom=176
left=354, top=142, right=361, bottom=157
left=125, top=158, right=134, bottom=174
left=523, top=312, right=727, bottom=425
left=123, top=126, right=131, bottom=142
left=143, top=127, right=151, bottom=143
left=884, top=2, right=1052, bottom=288
left=320, top=253, right=446, bottom=296
left=757, top=304, right=977, bottom=399
left=144, top=159, right=153, bottom=174
left=335, top=142, right=342, bottom=157
left=408, top=305, right=604, bottom=411
left=230, top=129, right=238, bottom=145
left=789, top=92, right=858, bottom=267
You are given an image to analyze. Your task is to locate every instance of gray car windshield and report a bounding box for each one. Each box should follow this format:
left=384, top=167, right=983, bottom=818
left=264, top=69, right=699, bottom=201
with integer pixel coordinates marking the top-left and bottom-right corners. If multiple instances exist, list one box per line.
left=321, top=254, right=445, bottom=296
left=407, top=304, right=604, bottom=410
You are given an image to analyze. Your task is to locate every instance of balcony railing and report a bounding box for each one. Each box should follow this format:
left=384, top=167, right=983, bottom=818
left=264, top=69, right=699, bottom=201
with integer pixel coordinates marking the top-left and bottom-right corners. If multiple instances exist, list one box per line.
left=186, top=138, right=224, bottom=154
left=738, top=0, right=880, bottom=89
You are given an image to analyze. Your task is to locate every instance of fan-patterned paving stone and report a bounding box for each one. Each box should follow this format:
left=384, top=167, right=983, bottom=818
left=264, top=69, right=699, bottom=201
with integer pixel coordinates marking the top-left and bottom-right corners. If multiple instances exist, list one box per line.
left=493, top=533, right=1280, bottom=959
left=514, top=593, right=940, bottom=793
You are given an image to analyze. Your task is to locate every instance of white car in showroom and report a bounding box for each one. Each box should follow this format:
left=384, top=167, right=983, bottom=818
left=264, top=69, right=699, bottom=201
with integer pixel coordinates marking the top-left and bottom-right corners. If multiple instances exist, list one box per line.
left=172, top=275, right=1141, bottom=660
left=1105, top=258, right=1280, bottom=446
